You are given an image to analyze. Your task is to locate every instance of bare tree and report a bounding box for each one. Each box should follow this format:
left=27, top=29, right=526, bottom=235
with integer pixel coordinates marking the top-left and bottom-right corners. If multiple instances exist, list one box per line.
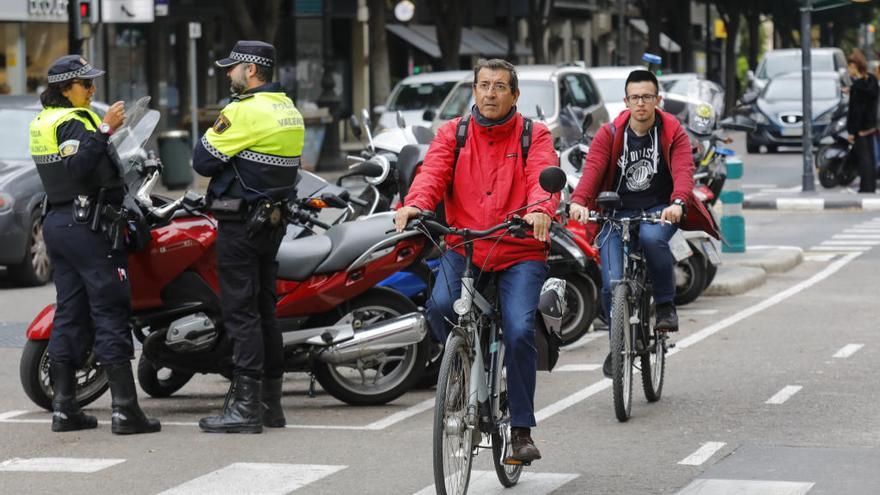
left=431, top=0, right=467, bottom=70
left=528, top=0, right=552, bottom=64
left=368, top=0, right=391, bottom=112
left=226, top=0, right=282, bottom=43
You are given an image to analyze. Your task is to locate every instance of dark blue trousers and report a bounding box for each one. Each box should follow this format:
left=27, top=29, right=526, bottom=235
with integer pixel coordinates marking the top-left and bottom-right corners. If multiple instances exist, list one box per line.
left=426, top=250, right=548, bottom=428
left=43, top=210, right=133, bottom=367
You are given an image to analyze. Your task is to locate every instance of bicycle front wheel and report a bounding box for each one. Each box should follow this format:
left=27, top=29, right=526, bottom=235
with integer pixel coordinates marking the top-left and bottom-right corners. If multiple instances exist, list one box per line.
left=433, top=334, right=474, bottom=495
left=641, top=301, right=665, bottom=402
left=610, top=284, right=633, bottom=422
left=491, top=348, right=522, bottom=487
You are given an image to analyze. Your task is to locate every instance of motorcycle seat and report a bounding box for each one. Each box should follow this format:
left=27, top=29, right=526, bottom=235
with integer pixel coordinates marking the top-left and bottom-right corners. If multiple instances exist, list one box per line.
left=276, top=235, right=333, bottom=281
left=315, top=212, right=402, bottom=274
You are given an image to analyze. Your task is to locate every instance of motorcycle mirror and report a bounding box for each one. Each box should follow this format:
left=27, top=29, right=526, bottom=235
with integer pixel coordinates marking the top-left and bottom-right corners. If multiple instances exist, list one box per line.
left=396, top=110, right=406, bottom=129
left=349, top=160, right=385, bottom=178
left=349, top=115, right=363, bottom=140
left=361, top=108, right=373, bottom=132
left=538, top=167, right=567, bottom=194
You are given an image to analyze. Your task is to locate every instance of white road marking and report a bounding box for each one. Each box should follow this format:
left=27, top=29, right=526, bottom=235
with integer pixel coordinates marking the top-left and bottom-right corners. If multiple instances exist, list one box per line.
left=743, top=184, right=778, bottom=189
left=156, top=463, right=346, bottom=495
left=676, top=479, right=815, bottom=495
left=413, top=470, right=578, bottom=495
left=765, top=385, right=803, bottom=405
left=762, top=185, right=802, bottom=193
left=842, top=229, right=880, bottom=234
left=833, top=234, right=880, bottom=239
left=0, top=410, right=28, bottom=421
left=678, top=309, right=720, bottom=316
left=534, top=252, right=861, bottom=422
left=0, top=457, right=125, bottom=473
left=554, top=364, right=601, bottom=372
left=677, top=442, right=726, bottom=466
left=776, top=198, right=824, bottom=211
left=559, top=331, right=604, bottom=351
left=833, top=343, right=864, bottom=358
left=808, top=246, right=870, bottom=252
left=364, top=398, right=435, bottom=430
left=821, top=240, right=880, bottom=245
left=803, top=253, right=837, bottom=262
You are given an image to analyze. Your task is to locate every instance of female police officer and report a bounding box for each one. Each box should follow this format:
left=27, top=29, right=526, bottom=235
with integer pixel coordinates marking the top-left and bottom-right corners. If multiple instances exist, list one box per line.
left=29, top=55, right=160, bottom=434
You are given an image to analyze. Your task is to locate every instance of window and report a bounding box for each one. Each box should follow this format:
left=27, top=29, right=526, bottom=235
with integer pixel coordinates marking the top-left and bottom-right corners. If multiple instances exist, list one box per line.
left=388, top=82, right=459, bottom=111
left=560, top=74, right=593, bottom=107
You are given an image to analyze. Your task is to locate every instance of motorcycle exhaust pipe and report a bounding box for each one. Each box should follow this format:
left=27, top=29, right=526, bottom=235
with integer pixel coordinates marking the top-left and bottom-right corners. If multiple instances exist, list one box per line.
left=317, top=313, right=427, bottom=365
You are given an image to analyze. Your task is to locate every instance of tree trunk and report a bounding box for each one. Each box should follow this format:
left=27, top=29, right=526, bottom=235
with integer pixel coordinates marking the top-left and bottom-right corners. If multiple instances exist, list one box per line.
left=528, top=0, right=551, bottom=64
left=432, top=0, right=465, bottom=70
left=646, top=0, right=662, bottom=59
left=723, top=12, right=741, bottom=115
left=226, top=0, right=282, bottom=43
left=368, top=0, right=391, bottom=112
left=746, top=12, right=760, bottom=70
left=674, top=0, right=693, bottom=72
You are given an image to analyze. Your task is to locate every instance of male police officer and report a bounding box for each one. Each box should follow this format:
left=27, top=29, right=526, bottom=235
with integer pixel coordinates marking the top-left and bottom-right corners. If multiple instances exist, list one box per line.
left=194, top=41, right=305, bottom=434
left=30, top=55, right=160, bottom=434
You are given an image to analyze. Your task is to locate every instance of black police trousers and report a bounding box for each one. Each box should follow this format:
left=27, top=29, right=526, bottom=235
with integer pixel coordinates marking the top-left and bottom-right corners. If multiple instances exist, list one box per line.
left=43, top=209, right=133, bottom=367
left=216, top=220, right=285, bottom=379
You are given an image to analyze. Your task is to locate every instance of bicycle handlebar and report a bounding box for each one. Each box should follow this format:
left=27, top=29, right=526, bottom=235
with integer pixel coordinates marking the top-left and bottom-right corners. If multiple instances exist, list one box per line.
left=407, top=214, right=528, bottom=240
left=587, top=211, right=666, bottom=225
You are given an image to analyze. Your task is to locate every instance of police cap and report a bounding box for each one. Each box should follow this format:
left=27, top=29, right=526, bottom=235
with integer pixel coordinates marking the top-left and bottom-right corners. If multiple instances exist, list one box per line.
left=47, top=55, right=105, bottom=84
left=215, top=40, right=276, bottom=68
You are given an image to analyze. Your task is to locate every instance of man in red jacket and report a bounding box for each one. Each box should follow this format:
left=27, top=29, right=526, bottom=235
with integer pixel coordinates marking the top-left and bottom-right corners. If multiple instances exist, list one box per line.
left=394, top=59, right=559, bottom=463
left=570, top=70, right=693, bottom=378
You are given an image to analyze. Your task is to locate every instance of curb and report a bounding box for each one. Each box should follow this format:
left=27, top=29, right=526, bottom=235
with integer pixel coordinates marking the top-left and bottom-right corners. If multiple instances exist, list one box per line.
left=703, top=247, right=804, bottom=297
left=703, top=266, right=767, bottom=296
left=744, top=197, right=880, bottom=210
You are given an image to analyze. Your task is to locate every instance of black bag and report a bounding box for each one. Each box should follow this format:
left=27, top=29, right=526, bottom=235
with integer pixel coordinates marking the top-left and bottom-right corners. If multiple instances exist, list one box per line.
left=535, top=315, right=561, bottom=372
left=208, top=197, right=246, bottom=221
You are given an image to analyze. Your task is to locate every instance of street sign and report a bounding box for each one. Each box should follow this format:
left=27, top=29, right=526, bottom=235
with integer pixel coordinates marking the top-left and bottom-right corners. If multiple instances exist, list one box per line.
left=101, top=0, right=155, bottom=23
left=189, top=22, right=202, bottom=39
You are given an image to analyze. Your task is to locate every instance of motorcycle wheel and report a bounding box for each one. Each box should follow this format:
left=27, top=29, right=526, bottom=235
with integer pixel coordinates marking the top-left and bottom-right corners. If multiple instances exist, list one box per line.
left=313, top=288, right=430, bottom=406
left=137, top=354, right=195, bottom=398
left=818, top=165, right=839, bottom=189
left=19, top=340, right=109, bottom=411
left=559, top=273, right=599, bottom=346
left=838, top=167, right=858, bottom=187
left=704, top=262, right=718, bottom=290
left=674, top=254, right=707, bottom=306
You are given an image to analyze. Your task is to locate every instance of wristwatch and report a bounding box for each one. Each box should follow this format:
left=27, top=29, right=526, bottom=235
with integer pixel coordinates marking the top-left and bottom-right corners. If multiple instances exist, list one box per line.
left=98, top=123, right=113, bottom=136
left=672, top=198, right=687, bottom=214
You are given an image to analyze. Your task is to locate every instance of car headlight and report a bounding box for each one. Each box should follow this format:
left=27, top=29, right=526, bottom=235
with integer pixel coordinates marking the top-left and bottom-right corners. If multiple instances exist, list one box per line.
left=0, top=193, right=14, bottom=215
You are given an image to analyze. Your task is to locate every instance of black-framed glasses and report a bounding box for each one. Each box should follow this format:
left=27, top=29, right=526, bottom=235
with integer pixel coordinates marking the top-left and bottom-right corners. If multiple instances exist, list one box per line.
left=625, top=94, right=657, bottom=104
left=74, top=79, right=94, bottom=89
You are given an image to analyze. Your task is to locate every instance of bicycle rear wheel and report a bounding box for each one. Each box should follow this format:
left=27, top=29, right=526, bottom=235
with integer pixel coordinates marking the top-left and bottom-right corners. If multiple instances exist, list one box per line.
left=640, top=301, right=665, bottom=402
left=433, top=334, right=474, bottom=495
left=491, top=349, right=523, bottom=487
left=610, top=284, right=633, bottom=422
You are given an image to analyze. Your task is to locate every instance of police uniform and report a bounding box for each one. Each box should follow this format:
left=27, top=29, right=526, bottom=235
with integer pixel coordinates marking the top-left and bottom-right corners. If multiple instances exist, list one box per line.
left=30, top=55, right=159, bottom=435
left=194, top=41, right=305, bottom=433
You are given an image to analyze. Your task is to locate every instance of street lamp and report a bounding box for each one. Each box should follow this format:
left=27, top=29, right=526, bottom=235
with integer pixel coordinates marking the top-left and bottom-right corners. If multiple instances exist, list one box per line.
left=800, top=0, right=872, bottom=192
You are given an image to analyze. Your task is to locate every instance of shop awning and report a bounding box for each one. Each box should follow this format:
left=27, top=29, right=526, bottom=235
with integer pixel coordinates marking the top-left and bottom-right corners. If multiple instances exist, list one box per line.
left=628, top=19, right=682, bottom=53
left=387, top=24, right=531, bottom=59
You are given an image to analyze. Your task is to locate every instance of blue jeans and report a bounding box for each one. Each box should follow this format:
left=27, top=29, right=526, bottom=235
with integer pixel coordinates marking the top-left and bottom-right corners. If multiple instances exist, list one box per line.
left=426, top=250, right=548, bottom=428
left=597, top=206, right=677, bottom=320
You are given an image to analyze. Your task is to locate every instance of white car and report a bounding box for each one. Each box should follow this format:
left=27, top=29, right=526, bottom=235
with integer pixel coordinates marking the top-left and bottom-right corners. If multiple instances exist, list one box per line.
left=374, top=70, right=471, bottom=131
left=584, top=65, right=645, bottom=120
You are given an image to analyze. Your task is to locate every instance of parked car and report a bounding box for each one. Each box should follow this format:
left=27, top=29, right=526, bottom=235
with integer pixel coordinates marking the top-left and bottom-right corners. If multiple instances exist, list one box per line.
left=584, top=65, right=645, bottom=118
left=0, top=96, right=106, bottom=286
left=747, top=48, right=850, bottom=94
left=429, top=64, right=609, bottom=141
left=373, top=70, right=470, bottom=131
left=744, top=71, right=846, bottom=153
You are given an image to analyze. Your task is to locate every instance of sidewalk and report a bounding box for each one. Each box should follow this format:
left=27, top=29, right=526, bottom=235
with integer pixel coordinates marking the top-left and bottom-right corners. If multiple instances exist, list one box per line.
left=703, top=246, right=804, bottom=297
left=743, top=189, right=880, bottom=211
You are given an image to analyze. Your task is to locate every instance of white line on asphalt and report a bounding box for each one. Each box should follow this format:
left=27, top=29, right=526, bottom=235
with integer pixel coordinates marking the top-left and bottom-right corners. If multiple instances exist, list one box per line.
left=862, top=199, right=880, bottom=210
left=534, top=252, right=862, bottom=423
left=677, top=442, right=726, bottom=466
left=832, top=234, right=880, bottom=239
left=0, top=410, right=28, bottom=421
left=740, top=245, right=804, bottom=252
left=765, top=385, right=803, bottom=405
left=0, top=457, right=125, bottom=473
left=762, top=186, right=802, bottom=193
left=413, top=470, right=579, bottom=495
left=678, top=309, right=720, bottom=316
left=842, top=229, right=880, bottom=234
left=675, top=479, right=815, bottom=495
left=156, top=463, right=346, bottom=495
left=808, top=246, right=870, bottom=252
left=742, top=184, right=778, bottom=189
left=559, top=331, right=604, bottom=351
left=821, top=240, right=880, bottom=245
left=364, top=398, right=435, bottom=430
left=833, top=344, right=864, bottom=358
left=803, top=253, right=837, bottom=262
left=554, top=364, right=601, bottom=372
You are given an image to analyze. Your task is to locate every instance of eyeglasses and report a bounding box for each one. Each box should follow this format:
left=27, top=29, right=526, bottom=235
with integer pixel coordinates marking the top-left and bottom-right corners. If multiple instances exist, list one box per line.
left=625, top=94, right=657, bottom=104
left=74, top=79, right=93, bottom=89
left=475, top=82, right=511, bottom=94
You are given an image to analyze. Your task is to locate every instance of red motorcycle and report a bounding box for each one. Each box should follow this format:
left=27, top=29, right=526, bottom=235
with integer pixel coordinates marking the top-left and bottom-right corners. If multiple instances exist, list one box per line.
left=20, top=101, right=431, bottom=410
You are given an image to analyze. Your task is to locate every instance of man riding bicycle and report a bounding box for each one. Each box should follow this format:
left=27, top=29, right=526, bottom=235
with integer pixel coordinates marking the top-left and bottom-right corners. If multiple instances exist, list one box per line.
left=394, top=58, right=559, bottom=463
left=569, top=70, right=698, bottom=378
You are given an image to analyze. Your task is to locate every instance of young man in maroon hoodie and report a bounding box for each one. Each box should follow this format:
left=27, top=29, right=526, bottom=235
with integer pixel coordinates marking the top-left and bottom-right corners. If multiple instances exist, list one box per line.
left=569, top=70, right=694, bottom=378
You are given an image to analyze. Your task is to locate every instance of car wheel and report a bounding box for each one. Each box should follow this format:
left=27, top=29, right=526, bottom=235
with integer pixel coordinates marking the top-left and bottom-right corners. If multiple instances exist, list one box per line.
left=766, top=145, right=778, bottom=153
left=8, top=209, right=52, bottom=286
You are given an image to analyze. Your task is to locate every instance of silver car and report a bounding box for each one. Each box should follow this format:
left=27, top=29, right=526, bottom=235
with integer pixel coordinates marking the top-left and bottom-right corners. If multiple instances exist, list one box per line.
left=373, top=70, right=470, bottom=131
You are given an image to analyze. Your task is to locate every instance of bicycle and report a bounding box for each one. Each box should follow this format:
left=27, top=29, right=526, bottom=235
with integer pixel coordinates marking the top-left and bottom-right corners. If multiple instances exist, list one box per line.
left=588, top=192, right=671, bottom=422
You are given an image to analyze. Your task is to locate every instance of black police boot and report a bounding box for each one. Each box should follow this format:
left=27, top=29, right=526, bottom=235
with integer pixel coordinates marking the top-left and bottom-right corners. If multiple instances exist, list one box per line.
left=104, top=362, right=161, bottom=435
left=655, top=302, right=679, bottom=332
left=507, top=427, right=542, bottom=464
left=199, top=375, right=263, bottom=434
left=50, top=362, right=98, bottom=432
left=261, top=376, right=286, bottom=428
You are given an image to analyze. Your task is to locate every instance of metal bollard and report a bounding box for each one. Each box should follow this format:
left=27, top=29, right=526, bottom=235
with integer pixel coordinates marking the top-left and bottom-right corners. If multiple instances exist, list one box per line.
left=719, top=157, right=745, bottom=253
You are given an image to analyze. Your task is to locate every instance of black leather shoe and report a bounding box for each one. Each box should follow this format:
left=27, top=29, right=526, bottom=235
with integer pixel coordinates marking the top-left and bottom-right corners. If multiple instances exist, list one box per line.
left=507, top=428, right=542, bottom=464
left=602, top=352, right=612, bottom=378
left=655, top=302, right=679, bottom=331
left=105, top=362, right=161, bottom=435
left=199, top=375, right=263, bottom=434
left=50, top=362, right=97, bottom=433
left=261, top=376, right=286, bottom=428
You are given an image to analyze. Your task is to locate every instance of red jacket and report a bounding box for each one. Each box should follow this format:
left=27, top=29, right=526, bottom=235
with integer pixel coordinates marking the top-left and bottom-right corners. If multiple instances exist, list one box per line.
left=570, top=108, right=719, bottom=238
left=404, top=112, right=560, bottom=271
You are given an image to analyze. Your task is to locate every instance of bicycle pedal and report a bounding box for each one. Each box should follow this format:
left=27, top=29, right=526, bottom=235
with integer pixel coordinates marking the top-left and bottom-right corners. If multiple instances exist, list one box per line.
left=503, top=457, right=525, bottom=466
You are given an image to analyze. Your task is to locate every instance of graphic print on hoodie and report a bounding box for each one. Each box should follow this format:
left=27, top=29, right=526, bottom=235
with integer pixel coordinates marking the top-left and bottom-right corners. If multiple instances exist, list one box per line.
left=613, top=120, right=673, bottom=210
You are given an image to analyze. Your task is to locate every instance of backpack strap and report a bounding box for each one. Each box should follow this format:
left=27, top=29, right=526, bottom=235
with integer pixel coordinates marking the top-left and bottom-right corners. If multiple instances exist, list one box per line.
left=521, top=117, right=532, bottom=164
left=449, top=114, right=471, bottom=195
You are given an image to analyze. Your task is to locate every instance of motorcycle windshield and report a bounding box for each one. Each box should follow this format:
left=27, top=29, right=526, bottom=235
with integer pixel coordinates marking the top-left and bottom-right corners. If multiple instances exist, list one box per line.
left=108, top=96, right=161, bottom=176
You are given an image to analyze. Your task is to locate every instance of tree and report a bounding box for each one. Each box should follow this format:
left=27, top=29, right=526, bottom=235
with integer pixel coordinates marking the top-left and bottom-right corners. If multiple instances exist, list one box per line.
left=368, top=0, right=391, bottom=112
left=431, top=0, right=467, bottom=70
left=670, top=0, right=694, bottom=72
left=226, top=0, right=282, bottom=44
left=528, top=0, right=552, bottom=64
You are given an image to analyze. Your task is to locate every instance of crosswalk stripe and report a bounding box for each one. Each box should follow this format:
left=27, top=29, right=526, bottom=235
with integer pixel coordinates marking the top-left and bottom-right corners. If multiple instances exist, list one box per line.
left=766, top=385, right=803, bottom=405
left=156, top=463, right=346, bottom=495
left=808, top=246, right=870, bottom=252
left=678, top=442, right=726, bottom=466
left=678, top=309, right=720, bottom=316
left=0, top=457, right=125, bottom=473
left=842, top=229, right=880, bottom=234
left=413, top=470, right=578, bottom=495
left=833, top=344, right=864, bottom=358
left=821, top=240, right=880, bottom=245
left=676, top=479, right=814, bottom=495
left=554, top=364, right=601, bottom=372
left=832, top=234, right=880, bottom=239
left=559, top=331, right=602, bottom=351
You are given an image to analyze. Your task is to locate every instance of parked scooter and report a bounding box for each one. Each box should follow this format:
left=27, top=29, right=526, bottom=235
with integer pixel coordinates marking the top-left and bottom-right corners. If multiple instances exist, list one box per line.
left=815, top=109, right=856, bottom=189
left=20, top=99, right=432, bottom=411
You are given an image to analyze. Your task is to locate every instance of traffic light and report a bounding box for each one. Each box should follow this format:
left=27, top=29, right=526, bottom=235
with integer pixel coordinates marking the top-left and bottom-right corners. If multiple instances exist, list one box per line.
left=79, top=0, right=90, bottom=19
